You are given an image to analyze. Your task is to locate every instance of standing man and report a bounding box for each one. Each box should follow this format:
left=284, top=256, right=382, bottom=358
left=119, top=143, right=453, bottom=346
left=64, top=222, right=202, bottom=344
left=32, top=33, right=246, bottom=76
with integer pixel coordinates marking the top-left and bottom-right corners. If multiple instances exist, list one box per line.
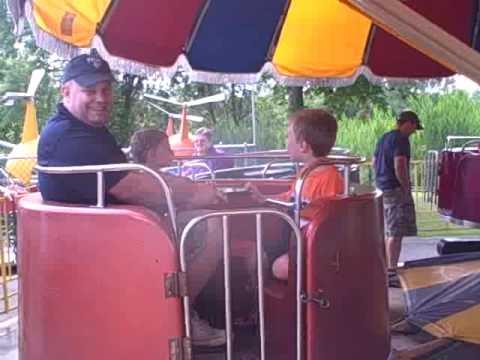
left=373, top=110, right=423, bottom=270
left=38, top=53, right=227, bottom=347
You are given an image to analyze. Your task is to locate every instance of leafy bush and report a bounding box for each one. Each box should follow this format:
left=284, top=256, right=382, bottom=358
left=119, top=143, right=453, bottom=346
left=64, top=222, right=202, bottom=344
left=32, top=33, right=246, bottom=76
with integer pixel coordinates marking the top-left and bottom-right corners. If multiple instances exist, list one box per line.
left=337, top=91, right=480, bottom=159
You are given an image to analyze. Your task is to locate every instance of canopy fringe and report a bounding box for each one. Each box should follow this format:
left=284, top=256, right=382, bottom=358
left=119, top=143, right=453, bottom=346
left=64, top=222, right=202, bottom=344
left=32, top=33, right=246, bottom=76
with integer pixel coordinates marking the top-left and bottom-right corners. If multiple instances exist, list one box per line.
left=25, top=1, right=80, bottom=59
left=23, top=0, right=448, bottom=87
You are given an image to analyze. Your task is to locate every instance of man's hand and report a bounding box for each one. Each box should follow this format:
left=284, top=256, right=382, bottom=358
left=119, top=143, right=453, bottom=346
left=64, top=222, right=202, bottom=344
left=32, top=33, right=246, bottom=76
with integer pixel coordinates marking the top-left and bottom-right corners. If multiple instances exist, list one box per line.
left=394, top=156, right=410, bottom=193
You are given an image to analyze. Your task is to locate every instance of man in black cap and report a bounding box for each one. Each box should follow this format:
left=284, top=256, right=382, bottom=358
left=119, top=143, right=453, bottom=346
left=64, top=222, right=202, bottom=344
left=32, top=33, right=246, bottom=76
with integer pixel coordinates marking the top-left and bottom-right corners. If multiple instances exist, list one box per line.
left=38, top=52, right=227, bottom=346
left=373, top=110, right=423, bottom=274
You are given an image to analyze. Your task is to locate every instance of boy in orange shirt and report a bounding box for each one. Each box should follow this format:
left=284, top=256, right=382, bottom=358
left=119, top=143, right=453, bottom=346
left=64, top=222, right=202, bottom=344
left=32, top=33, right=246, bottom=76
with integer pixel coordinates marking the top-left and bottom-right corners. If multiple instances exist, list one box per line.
left=249, top=108, right=344, bottom=280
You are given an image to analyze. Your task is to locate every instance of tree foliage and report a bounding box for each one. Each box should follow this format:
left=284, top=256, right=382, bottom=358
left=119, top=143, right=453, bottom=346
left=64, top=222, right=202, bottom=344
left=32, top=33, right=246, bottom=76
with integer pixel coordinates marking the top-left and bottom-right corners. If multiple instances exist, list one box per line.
left=0, top=1, right=472, bottom=157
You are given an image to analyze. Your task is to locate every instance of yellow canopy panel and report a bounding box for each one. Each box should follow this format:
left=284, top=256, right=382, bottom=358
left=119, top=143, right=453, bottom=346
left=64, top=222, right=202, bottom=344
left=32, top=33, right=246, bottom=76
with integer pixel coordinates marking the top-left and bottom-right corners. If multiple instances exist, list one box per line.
left=273, top=0, right=372, bottom=78
left=33, top=0, right=111, bottom=47
left=424, top=304, right=480, bottom=345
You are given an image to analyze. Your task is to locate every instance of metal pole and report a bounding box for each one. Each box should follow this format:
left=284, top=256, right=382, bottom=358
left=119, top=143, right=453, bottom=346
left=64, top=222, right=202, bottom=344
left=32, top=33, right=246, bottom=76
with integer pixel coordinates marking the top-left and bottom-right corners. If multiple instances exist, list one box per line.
left=223, top=215, right=233, bottom=360
left=96, top=171, right=105, bottom=208
left=256, top=214, right=266, bottom=360
left=343, top=165, right=350, bottom=195
left=251, top=88, right=257, bottom=146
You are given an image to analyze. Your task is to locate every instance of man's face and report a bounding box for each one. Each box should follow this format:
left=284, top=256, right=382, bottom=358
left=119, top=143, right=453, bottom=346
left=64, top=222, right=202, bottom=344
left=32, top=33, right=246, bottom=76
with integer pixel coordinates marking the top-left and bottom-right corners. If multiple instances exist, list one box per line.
left=62, top=80, right=113, bottom=127
left=400, top=121, right=418, bottom=136
left=146, top=140, right=174, bottom=169
left=286, top=122, right=304, bottom=161
left=193, top=134, right=212, bottom=156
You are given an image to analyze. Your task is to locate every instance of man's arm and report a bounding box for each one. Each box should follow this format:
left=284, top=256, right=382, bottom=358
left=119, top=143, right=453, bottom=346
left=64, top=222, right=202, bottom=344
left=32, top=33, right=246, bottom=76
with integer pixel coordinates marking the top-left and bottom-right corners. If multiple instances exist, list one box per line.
left=109, top=172, right=223, bottom=209
left=394, top=156, right=410, bottom=192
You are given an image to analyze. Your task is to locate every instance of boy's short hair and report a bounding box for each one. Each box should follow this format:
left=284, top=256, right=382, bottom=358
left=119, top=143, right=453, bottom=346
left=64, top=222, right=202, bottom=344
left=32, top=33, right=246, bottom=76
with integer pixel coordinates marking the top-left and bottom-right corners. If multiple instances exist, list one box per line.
left=130, top=129, right=169, bottom=164
left=195, top=127, right=214, bottom=141
left=289, top=108, right=337, bottom=157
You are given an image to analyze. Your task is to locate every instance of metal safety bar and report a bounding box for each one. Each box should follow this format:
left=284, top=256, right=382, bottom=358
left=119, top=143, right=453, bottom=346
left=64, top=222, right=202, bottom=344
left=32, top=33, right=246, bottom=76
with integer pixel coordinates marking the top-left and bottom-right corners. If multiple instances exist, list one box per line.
left=35, top=163, right=178, bottom=240
left=174, top=153, right=364, bottom=162
left=445, top=136, right=480, bottom=149
left=175, top=161, right=215, bottom=180
left=180, top=209, right=304, bottom=360
left=461, top=139, right=480, bottom=153
left=423, top=150, right=439, bottom=207
left=261, top=161, right=297, bottom=179
left=293, top=157, right=365, bottom=225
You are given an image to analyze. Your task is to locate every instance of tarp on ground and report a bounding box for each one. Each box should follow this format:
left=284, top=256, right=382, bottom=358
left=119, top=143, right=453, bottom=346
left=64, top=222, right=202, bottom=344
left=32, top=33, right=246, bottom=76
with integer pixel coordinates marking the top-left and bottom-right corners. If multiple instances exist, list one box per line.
left=398, top=253, right=480, bottom=345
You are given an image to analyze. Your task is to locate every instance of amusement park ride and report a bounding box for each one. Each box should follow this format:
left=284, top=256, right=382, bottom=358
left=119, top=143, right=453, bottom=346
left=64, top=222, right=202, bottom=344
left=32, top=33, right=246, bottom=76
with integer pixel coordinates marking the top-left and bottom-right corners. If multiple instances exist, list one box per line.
left=1, top=68, right=45, bottom=184
left=3, top=0, right=480, bottom=359
left=144, top=93, right=226, bottom=156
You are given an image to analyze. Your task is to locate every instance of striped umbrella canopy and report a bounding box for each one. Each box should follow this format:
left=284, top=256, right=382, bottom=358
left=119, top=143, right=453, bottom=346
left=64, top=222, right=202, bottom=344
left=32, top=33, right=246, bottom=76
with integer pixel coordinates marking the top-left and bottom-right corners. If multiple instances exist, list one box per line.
left=7, top=0, right=480, bottom=86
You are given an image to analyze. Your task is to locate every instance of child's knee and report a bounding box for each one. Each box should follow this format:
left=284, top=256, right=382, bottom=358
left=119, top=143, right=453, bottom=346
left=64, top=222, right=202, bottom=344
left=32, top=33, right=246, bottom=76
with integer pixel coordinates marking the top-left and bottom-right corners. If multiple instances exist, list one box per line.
left=272, top=254, right=289, bottom=280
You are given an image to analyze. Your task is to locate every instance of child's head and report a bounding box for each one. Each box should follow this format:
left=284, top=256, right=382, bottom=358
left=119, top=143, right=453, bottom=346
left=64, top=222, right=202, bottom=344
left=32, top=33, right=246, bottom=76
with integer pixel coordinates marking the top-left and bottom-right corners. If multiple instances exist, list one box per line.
left=194, top=127, right=214, bottom=155
left=130, top=129, right=174, bottom=168
left=287, top=108, right=337, bottom=161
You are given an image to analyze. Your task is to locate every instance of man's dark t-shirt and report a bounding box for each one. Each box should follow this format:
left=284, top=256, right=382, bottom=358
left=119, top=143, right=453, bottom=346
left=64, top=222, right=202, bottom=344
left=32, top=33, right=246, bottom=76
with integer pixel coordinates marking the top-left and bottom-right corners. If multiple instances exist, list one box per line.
left=373, top=129, right=410, bottom=191
left=38, top=104, right=127, bottom=204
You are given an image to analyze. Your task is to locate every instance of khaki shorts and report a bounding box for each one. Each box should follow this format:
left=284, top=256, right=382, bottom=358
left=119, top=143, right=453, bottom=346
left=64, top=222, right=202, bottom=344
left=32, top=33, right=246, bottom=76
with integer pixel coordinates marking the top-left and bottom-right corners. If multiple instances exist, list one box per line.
left=382, top=188, right=417, bottom=237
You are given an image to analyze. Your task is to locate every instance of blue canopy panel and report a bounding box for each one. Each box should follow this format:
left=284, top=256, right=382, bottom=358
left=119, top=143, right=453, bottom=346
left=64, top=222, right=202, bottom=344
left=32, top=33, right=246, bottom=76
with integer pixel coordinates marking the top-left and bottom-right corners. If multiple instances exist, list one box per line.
left=187, top=0, right=288, bottom=74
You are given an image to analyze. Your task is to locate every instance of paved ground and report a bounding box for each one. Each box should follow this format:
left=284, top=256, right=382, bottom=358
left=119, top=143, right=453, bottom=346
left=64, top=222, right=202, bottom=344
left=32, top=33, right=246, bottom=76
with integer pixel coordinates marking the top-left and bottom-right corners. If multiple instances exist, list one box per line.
left=0, top=236, right=470, bottom=360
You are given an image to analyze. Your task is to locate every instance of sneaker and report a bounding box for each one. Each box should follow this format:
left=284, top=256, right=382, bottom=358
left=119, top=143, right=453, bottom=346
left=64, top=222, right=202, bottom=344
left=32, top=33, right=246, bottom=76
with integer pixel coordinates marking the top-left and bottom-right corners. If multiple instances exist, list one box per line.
left=191, top=311, right=226, bottom=347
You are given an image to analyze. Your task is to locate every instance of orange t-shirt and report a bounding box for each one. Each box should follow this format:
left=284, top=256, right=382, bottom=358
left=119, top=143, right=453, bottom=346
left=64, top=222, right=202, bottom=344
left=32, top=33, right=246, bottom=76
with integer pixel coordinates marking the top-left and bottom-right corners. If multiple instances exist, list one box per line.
left=280, top=165, right=344, bottom=221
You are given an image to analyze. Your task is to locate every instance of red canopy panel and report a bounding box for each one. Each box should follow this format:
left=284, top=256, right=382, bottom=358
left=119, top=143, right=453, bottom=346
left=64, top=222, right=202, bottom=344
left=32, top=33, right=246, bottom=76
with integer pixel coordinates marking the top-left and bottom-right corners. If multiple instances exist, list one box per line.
left=367, top=0, right=477, bottom=78
left=99, top=0, right=205, bottom=66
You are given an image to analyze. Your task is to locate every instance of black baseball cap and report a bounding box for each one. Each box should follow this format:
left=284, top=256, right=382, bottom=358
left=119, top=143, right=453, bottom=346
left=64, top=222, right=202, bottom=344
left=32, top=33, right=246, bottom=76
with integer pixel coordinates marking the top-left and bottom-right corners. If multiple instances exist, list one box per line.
left=397, top=110, right=423, bottom=130
left=62, top=52, right=115, bottom=87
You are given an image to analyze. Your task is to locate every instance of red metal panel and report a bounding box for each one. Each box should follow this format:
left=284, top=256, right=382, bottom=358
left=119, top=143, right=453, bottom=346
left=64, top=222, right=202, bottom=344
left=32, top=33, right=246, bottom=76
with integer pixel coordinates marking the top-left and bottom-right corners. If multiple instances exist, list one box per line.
left=17, top=193, right=183, bottom=360
left=304, top=194, right=389, bottom=360
left=368, top=0, right=475, bottom=78
left=438, top=150, right=466, bottom=215
left=100, top=0, right=205, bottom=66
left=452, top=154, right=480, bottom=223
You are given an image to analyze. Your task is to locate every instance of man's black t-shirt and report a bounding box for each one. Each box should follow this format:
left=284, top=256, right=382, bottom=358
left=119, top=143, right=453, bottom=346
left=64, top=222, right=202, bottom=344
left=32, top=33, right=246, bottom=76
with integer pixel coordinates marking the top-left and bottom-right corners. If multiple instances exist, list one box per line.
left=38, top=104, right=127, bottom=204
left=373, top=129, right=410, bottom=191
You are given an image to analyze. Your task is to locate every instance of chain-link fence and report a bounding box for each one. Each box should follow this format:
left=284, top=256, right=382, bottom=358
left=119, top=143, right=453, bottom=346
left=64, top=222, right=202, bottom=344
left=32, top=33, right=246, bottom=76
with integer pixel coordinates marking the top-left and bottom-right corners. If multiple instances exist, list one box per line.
left=0, top=155, right=38, bottom=187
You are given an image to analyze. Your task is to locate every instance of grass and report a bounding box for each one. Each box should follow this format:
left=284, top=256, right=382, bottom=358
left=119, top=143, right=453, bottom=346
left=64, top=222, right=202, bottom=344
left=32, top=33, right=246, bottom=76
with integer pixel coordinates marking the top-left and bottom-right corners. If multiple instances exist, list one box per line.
left=413, top=192, right=480, bottom=238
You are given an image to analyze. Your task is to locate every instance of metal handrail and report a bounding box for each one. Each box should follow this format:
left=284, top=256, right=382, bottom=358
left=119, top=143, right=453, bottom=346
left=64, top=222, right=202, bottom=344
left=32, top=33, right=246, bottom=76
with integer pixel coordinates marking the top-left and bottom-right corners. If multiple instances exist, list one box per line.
left=446, top=136, right=480, bottom=149
left=177, top=160, right=215, bottom=180
left=35, top=163, right=178, bottom=239
left=293, top=157, right=365, bottom=225
left=261, top=161, right=298, bottom=179
left=173, top=153, right=364, bottom=162
left=179, top=208, right=304, bottom=360
left=461, top=139, right=480, bottom=153
left=0, top=156, right=37, bottom=161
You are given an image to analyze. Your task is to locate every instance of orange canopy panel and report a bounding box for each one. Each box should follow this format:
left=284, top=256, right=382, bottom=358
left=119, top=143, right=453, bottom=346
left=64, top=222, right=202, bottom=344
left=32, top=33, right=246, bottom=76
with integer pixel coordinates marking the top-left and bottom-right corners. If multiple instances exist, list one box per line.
left=33, top=0, right=111, bottom=47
